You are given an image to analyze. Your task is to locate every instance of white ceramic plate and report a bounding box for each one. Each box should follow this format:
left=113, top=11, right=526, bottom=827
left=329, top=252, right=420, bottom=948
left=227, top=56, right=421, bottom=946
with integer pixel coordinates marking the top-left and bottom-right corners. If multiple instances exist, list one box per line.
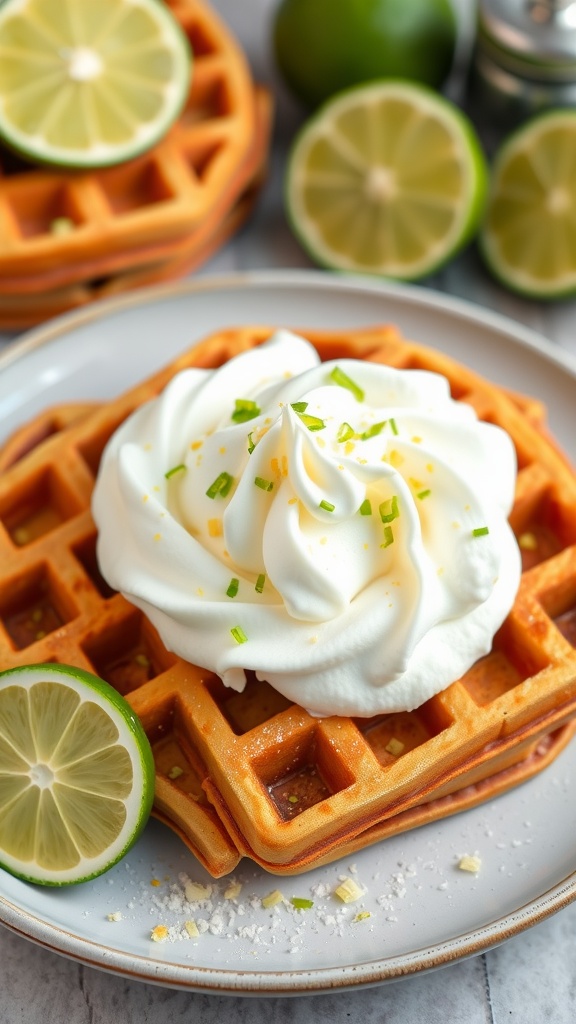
left=1, top=271, right=576, bottom=996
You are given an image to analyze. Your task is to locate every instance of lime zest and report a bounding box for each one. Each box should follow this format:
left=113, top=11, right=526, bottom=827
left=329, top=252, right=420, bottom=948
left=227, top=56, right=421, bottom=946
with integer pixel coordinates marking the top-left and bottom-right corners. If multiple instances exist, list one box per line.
left=255, top=476, right=274, bottom=492
left=334, top=877, right=364, bottom=903
left=165, top=463, right=186, bottom=480
left=230, top=626, right=248, bottom=644
left=472, top=526, right=489, bottom=537
left=226, top=578, right=239, bottom=598
left=417, top=489, right=431, bottom=500
left=381, top=525, right=395, bottom=548
left=359, top=499, right=372, bottom=516
left=389, top=417, right=399, bottom=436
left=255, top=573, right=266, bottom=593
left=294, top=410, right=326, bottom=431
left=50, top=216, right=74, bottom=236
left=329, top=366, right=365, bottom=402
left=379, top=495, right=400, bottom=523
left=360, top=421, right=387, bottom=440
left=232, top=399, right=261, bottom=423
left=385, top=737, right=405, bottom=756
left=206, top=472, right=234, bottom=499
left=337, top=421, right=356, bottom=443
left=262, top=889, right=285, bottom=908
left=319, top=499, right=335, bottom=512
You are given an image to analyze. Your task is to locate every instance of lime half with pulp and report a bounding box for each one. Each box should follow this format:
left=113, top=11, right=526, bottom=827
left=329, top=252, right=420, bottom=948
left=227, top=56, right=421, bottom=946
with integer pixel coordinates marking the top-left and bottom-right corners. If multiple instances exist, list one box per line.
left=0, top=663, right=155, bottom=886
left=0, top=0, right=192, bottom=168
left=480, top=109, right=576, bottom=299
left=285, top=80, right=488, bottom=281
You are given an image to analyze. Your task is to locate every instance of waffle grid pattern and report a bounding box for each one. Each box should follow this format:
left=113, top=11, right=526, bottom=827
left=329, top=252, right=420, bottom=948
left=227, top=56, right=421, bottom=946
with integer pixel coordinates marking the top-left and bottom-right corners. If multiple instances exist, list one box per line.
left=0, top=0, right=272, bottom=329
left=1, top=325, right=576, bottom=877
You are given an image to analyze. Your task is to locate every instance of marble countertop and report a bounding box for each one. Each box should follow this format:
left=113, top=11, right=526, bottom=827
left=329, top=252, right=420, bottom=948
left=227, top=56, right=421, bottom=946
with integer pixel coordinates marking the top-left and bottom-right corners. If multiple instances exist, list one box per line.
left=2, top=1, right=576, bottom=1020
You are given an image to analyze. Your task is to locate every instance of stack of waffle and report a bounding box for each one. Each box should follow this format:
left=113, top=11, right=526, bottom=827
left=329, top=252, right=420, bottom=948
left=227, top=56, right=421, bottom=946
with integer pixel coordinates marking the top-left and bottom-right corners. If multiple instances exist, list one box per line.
left=0, top=0, right=272, bottom=330
left=1, top=324, right=576, bottom=878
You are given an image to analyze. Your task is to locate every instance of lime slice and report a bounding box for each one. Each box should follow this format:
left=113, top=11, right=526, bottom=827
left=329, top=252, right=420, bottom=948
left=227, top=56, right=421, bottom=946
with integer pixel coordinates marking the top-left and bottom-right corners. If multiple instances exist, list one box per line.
left=479, top=110, right=576, bottom=299
left=285, top=80, right=488, bottom=281
left=0, top=663, right=155, bottom=886
left=0, top=0, right=192, bottom=169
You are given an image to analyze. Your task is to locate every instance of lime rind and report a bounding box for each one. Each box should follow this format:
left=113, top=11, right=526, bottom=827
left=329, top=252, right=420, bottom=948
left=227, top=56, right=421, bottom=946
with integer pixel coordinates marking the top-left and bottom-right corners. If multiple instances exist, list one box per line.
left=479, top=108, right=576, bottom=300
left=273, top=0, right=457, bottom=109
left=285, top=79, right=488, bottom=282
left=0, top=663, right=155, bottom=886
left=0, top=0, right=192, bottom=169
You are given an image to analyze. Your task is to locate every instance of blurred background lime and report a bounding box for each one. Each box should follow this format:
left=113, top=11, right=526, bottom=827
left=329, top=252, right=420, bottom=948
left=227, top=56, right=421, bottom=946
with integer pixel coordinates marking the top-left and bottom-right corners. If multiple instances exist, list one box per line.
left=285, top=80, right=487, bottom=282
left=273, top=0, right=457, bottom=109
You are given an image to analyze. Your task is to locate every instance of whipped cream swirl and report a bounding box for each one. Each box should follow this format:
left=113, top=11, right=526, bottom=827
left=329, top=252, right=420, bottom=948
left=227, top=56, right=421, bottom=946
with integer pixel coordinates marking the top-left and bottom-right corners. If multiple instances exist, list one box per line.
left=92, top=331, right=521, bottom=717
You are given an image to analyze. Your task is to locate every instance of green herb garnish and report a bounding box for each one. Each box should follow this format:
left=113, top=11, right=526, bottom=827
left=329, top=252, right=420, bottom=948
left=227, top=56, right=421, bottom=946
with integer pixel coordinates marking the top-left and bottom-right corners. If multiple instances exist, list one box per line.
left=359, top=499, right=372, bottom=516
left=319, top=499, right=335, bottom=512
left=230, top=626, right=248, bottom=644
left=206, top=471, right=234, bottom=498
left=381, top=525, right=395, bottom=548
left=472, top=526, right=490, bottom=537
left=291, top=401, right=308, bottom=413
left=417, top=489, right=431, bottom=500
left=226, top=578, right=239, bottom=598
left=297, top=412, right=326, bottom=431
left=254, top=476, right=274, bottom=492
left=247, top=431, right=256, bottom=454
left=329, top=365, right=364, bottom=402
left=389, top=417, right=399, bottom=435
left=337, top=421, right=355, bottom=443
left=379, top=495, right=400, bottom=523
left=360, top=421, right=386, bottom=440
left=255, top=573, right=266, bottom=593
left=164, top=463, right=186, bottom=480
left=231, top=398, right=261, bottom=423
left=290, top=897, right=314, bottom=910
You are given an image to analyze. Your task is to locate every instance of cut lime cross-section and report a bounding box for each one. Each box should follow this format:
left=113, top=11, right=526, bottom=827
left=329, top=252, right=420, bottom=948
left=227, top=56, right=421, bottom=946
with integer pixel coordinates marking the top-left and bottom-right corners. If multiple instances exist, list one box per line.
left=0, top=0, right=192, bottom=169
left=480, top=109, right=576, bottom=299
left=0, top=663, right=155, bottom=886
left=285, top=80, right=488, bottom=281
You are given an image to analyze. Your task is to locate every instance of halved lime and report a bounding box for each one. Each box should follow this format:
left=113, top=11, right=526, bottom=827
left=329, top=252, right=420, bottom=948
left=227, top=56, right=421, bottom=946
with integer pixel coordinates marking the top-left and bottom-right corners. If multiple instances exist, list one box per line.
left=479, top=109, right=576, bottom=299
left=0, top=663, right=155, bottom=886
left=285, top=80, right=488, bottom=281
left=0, top=0, right=192, bottom=169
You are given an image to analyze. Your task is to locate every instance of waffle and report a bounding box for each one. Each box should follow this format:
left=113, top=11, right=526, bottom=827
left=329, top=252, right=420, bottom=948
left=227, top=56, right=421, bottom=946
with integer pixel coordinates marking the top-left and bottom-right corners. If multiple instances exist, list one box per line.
left=1, top=324, right=576, bottom=878
left=0, top=86, right=272, bottom=330
left=0, top=0, right=271, bottom=327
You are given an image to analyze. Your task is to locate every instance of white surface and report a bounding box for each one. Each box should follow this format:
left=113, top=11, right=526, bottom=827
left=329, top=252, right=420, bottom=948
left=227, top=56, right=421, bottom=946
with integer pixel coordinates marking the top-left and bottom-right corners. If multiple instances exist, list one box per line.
left=2, top=0, right=576, bottom=1020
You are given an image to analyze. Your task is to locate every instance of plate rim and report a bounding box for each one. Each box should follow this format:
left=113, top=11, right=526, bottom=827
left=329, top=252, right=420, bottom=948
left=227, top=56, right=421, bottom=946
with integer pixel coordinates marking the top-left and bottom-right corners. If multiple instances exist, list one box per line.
left=2, top=268, right=576, bottom=381
left=1, top=268, right=576, bottom=994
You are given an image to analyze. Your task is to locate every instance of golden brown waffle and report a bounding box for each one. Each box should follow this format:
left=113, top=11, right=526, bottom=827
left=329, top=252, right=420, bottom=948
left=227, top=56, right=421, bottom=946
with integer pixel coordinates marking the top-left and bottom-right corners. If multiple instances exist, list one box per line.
left=0, top=0, right=257, bottom=273
left=0, top=85, right=272, bottom=329
left=0, top=0, right=271, bottom=329
left=1, top=324, right=576, bottom=877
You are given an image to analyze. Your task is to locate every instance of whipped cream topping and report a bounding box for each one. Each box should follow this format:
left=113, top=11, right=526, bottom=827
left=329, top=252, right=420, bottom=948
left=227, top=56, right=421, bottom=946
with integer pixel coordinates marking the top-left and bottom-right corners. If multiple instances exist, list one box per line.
left=92, top=331, right=522, bottom=717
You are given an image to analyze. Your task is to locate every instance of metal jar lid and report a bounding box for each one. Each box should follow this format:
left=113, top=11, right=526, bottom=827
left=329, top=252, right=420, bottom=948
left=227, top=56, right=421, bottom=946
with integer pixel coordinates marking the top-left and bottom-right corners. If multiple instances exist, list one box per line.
left=477, top=0, right=576, bottom=81
left=468, top=1, right=576, bottom=139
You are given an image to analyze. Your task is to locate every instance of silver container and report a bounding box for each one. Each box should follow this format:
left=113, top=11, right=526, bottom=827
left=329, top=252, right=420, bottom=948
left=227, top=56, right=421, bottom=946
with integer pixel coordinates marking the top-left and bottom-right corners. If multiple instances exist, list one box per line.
left=469, top=0, right=576, bottom=130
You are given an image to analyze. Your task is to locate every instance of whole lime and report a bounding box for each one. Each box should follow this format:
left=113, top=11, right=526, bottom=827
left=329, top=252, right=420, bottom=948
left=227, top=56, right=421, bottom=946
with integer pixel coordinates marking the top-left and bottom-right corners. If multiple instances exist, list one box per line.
left=273, top=0, right=457, bottom=108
